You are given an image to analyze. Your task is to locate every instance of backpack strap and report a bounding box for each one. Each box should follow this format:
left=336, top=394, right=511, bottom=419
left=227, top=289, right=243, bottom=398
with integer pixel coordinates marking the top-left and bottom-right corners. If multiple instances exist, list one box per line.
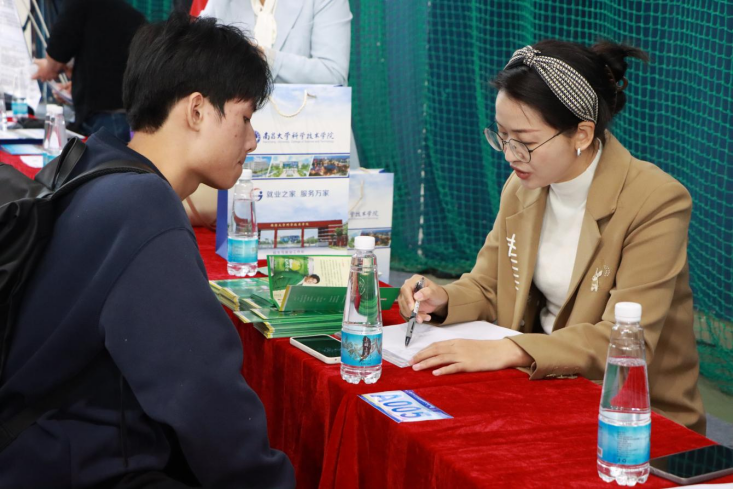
left=51, top=159, right=158, bottom=201
left=0, top=149, right=162, bottom=454
left=36, top=138, right=161, bottom=194
left=34, top=137, right=87, bottom=191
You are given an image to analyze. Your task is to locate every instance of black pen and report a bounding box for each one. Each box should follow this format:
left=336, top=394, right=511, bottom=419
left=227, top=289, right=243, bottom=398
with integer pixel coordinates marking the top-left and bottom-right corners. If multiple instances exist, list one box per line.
left=404, top=277, right=425, bottom=347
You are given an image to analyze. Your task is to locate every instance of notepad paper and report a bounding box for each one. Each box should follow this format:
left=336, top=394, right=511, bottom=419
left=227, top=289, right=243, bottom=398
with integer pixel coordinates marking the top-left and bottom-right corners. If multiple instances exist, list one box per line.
left=382, top=320, right=523, bottom=368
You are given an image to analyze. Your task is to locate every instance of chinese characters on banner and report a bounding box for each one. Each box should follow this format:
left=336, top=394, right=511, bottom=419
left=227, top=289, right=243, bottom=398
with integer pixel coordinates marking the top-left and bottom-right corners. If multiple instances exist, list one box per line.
left=216, top=85, right=352, bottom=260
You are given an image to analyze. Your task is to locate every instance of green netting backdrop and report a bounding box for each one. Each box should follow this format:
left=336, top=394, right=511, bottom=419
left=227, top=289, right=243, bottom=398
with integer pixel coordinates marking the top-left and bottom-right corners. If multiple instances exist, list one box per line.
left=125, top=0, right=173, bottom=22
left=349, top=0, right=733, bottom=393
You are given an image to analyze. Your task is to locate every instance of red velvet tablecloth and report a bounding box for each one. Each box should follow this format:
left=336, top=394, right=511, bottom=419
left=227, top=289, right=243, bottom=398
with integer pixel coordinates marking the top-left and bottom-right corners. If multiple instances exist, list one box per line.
left=5, top=154, right=732, bottom=488
left=1, top=150, right=41, bottom=179
left=192, top=227, right=733, bottom=488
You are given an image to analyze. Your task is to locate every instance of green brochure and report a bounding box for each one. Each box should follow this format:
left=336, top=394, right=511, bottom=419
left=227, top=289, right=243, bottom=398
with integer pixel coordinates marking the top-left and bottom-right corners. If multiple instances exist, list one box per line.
left=209, top=278, right=275, bottom=311
left=278, top=285, right=399, bottom=312
left=267, top=255, right=351, bottom=306
left=234, top=311, right=342, bottom=339
left=266, top=254, right=398, bottom=312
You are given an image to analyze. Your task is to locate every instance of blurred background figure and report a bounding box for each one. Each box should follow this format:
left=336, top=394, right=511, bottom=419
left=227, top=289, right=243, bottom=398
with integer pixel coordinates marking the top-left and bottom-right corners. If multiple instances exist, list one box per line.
left=198, top=0, right=358, bottom=166
left=32, top=0, right=146, bottom=142
left=199, top=0, right=351, bottom=85
left=184, top=0, right=355, bottom=229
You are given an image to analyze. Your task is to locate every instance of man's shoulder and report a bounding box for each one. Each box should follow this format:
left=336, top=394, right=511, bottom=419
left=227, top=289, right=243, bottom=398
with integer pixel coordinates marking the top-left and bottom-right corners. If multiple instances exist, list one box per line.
left=62, top=134, right=191, bottom=242
left=71, top=171, right=188, bottom=234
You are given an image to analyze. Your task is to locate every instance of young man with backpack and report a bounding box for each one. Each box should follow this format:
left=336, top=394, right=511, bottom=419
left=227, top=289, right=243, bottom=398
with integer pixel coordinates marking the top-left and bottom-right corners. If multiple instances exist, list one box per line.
left=0, top=13, right=295, bottom=488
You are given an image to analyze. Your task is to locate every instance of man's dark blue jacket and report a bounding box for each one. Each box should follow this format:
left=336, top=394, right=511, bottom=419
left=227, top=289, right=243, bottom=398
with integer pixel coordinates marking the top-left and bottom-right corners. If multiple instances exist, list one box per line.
left=0, top=130, right=294, bottom=488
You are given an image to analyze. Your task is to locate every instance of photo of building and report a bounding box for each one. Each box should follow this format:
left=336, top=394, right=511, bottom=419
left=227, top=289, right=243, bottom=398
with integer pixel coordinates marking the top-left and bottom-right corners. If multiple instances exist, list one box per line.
left=309, top=155, right=350, bottom=177
left=245, top=155, right=272, bottom=177
left=258, top=220, right=348, bottom=249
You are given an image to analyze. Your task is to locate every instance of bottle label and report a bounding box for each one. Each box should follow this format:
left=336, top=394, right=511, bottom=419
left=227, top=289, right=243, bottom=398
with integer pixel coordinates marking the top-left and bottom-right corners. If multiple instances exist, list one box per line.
left=12, top=100, right=28, bottom=118
left=597, top=418, right=650, bottom=466
left=227, top=237, right=258, bottom=263
left=341, top=331, right=382, bottom=367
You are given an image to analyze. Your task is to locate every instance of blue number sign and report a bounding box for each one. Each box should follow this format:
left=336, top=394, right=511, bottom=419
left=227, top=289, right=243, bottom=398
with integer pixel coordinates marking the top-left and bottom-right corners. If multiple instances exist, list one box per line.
left=359, top=390, right=452, bottom=423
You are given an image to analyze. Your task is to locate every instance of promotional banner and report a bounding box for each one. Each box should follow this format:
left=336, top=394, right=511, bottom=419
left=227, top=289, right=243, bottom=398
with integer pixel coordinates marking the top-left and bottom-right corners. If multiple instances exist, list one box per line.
left=217, top=84, right=352, bottom=260
left=348, top=169, right=394, bottom=283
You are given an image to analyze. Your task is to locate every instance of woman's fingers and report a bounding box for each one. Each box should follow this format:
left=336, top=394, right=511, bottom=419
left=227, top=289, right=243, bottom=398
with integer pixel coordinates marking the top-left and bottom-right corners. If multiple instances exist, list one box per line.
left=416, top=312, right=431, bottom=324
left=410, top=340, right=453, bottom=366
left=431, top=362, right=466, bottom=376
left=399, top=274, right=425, bottom=316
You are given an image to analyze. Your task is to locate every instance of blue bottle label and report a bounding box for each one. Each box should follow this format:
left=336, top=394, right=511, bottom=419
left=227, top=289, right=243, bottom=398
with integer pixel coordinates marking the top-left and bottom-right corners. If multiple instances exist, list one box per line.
left=341, top=331, right=382, bottom=367
left=597, top=418, right=650, bottom=466
left=227, top=237, right=258, bottom=263
left=12, top=100, right=28, bottom=118
left=43, top=153, right=55, bottom=167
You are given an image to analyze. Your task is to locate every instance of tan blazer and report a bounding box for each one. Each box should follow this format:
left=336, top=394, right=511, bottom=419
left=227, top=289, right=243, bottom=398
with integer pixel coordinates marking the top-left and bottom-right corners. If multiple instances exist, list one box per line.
left=442, top=133, right=705, bottom=434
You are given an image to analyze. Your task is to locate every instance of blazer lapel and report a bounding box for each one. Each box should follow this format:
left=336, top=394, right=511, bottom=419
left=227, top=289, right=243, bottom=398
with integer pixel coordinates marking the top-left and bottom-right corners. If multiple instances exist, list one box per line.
left=505, top=185, right=547, bottom=329
left=553, top=133, right=632, bottom=330
left=274, top=0, right=304, bottom=50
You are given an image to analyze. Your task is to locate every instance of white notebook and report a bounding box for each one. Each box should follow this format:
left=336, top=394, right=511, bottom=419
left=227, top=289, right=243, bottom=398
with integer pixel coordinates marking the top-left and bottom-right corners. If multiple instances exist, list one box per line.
left=382, top=320, right=522, bottom=368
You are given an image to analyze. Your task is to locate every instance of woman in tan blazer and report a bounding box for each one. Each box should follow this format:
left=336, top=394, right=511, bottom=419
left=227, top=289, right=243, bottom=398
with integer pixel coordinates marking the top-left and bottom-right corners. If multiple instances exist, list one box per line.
left=398, top=40, right=705, bottom=434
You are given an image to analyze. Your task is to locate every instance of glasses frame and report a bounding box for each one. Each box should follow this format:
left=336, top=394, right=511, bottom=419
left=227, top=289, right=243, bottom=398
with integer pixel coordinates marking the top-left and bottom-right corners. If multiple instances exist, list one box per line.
left=484, top=126, right=565, bottom=163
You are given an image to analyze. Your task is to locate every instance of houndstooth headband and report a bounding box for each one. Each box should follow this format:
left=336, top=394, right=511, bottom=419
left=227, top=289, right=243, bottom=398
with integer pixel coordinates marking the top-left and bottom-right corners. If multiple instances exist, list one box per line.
left=505, top=46, right=599, bottom=123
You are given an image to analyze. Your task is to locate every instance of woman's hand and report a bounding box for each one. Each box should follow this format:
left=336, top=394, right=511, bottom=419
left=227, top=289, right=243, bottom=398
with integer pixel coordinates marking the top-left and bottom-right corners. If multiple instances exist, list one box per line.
left=398, top=275, right=448, bottom=323
left=410, top=338, right=533, bottom=376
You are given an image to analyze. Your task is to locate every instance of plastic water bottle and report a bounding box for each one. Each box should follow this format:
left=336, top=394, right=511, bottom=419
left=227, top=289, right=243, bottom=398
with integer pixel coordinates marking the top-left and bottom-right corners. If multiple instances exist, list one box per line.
left=0, top=91, right=7, bottom=131
left=227, top=169, right=258, bottom=276
left=42, top=105, right=66, bottom=166
left=341, top=236, right=383, bottom=384
left=11, top=70, right=29, bottom=120
left=597, top=302, right=651, bottom=486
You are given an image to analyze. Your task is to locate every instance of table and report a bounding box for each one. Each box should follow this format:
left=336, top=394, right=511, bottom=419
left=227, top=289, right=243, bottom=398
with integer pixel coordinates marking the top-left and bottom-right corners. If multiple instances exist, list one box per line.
left=5, top=152, right=733, bottom=488
left=1, top=150, right=39, bottom=179
left=194, top=227, right=733, bottom=488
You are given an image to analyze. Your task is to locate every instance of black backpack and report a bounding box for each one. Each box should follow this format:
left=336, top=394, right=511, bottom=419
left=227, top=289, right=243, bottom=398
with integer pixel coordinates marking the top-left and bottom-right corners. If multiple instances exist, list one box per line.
left=0, top=137, right=155, bottom=450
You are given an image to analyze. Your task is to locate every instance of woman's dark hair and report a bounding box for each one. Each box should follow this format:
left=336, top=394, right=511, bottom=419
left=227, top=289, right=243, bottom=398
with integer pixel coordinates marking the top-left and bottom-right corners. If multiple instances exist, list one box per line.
left=123, top=11, right=272, bottom=132
left=491, top=40, right=649, bottom=143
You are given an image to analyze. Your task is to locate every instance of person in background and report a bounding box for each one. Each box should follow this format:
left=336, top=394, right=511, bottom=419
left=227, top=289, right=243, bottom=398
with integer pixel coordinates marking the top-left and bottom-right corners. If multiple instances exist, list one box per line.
left=184, top=0, right=355, bottom=227
left=398, top=40, right=706, bottom=435
left=0, top=13, right=294, bottom=488
left=32, top=0, right=146, bottom=142
left=200, top=0, right=351, bottom=85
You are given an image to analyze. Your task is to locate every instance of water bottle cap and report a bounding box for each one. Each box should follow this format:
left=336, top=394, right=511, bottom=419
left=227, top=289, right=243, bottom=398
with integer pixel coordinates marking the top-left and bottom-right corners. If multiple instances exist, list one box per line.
left=615, top=302, right=642, bottom=322
left=46, top=104, right=64, bottom=115
left=354, top=236, right=375, bottom=251
left=240, top=169, right=253, bottom=180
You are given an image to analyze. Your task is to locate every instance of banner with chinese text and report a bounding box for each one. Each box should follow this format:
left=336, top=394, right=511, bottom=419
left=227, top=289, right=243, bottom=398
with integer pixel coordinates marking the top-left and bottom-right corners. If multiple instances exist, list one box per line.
left=217, top=85, right=351, bottom=260
left=348, top=169, right=394, bottom=283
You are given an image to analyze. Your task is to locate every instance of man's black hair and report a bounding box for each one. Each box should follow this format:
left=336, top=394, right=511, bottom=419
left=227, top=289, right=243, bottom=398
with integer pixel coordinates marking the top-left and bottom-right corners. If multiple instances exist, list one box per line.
left=123, top=11, right=272, bottom=132
left=307, top=274, right=321, bottom=283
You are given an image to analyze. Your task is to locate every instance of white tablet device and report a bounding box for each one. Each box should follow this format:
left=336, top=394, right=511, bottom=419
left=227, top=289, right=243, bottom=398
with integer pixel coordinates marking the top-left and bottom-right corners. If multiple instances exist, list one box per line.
left=290, top=335, right=341, bottom=364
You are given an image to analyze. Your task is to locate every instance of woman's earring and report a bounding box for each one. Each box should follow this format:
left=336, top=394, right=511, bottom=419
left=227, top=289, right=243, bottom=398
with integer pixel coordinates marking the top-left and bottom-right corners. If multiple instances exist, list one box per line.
left=576, top=148, right=582, bottom=157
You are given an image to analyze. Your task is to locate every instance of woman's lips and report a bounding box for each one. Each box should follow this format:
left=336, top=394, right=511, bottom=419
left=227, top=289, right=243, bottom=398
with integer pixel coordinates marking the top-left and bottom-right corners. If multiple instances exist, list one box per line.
left=512, top=167, right=531, bottom=180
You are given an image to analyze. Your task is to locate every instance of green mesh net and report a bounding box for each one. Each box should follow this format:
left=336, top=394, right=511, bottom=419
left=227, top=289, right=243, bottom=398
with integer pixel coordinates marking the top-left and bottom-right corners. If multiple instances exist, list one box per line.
left=349, top=0, right=733, bottom=394
left=125, top=0, right=173, bottom=22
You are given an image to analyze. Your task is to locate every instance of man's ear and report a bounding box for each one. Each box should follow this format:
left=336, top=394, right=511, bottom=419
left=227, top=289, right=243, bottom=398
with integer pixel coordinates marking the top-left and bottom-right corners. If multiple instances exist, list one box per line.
left=184, top=92, right=206, bottom=131
left=574, top=121, right=596, bottom=152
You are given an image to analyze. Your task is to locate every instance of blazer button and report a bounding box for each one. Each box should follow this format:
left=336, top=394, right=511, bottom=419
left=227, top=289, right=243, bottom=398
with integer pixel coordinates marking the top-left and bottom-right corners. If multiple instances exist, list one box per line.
left=520, top=320, right=525, bottom=327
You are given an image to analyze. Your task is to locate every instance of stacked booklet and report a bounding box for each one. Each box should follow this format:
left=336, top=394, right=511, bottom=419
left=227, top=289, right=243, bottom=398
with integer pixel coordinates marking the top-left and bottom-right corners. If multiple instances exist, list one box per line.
left=210, top=255, right=399, bottom=339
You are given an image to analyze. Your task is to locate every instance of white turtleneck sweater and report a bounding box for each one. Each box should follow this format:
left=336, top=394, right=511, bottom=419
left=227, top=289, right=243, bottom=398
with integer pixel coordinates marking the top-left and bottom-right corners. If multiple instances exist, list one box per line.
left=534, top=141, right=603, bottom=334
